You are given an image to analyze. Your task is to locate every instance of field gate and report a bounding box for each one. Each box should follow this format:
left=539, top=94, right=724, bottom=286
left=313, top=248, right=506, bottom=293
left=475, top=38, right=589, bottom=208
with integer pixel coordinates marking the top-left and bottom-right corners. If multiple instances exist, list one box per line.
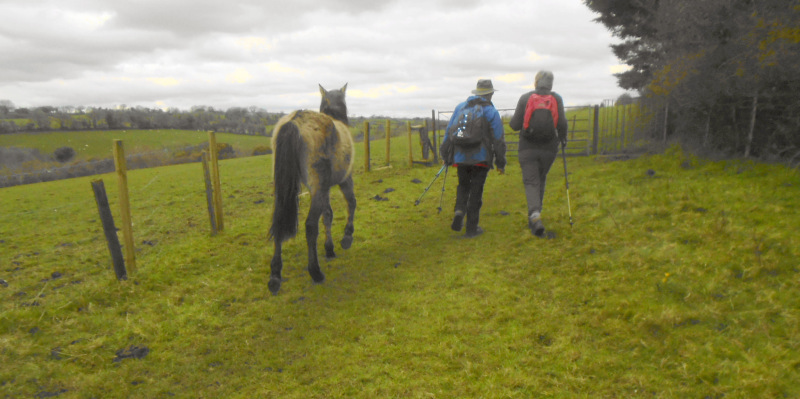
left=431, top=100, right=653, bottom=158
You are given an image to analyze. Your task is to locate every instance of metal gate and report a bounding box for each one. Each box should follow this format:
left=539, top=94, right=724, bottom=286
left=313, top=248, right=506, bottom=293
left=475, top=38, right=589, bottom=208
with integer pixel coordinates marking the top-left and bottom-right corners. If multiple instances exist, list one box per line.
left=431, top=99, right=658, bottom=158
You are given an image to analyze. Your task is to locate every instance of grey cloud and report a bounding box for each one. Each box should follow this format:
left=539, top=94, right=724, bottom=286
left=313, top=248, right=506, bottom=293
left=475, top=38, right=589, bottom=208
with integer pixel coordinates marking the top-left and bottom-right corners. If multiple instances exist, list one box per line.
left=1, top=0, right=628, bottom=117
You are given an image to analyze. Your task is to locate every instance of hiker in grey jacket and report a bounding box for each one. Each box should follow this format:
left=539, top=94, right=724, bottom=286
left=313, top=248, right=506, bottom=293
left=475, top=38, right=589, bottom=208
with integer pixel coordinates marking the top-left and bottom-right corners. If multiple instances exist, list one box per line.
left=509, top=71, right=567, bottom=237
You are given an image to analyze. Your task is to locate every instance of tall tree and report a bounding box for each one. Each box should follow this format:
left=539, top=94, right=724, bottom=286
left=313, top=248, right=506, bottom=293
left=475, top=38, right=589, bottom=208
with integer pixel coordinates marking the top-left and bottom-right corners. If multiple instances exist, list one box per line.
left=584, top=0, right=661, bottom=90
left=0, top=100, right=15, bottom=115
left=584, top=0, right=800, bottom=156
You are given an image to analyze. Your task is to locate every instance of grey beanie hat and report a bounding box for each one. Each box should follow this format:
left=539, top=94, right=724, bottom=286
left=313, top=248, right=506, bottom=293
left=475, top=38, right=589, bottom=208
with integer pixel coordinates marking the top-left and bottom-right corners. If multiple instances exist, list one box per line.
left=534, top=71, right=554, bottom=91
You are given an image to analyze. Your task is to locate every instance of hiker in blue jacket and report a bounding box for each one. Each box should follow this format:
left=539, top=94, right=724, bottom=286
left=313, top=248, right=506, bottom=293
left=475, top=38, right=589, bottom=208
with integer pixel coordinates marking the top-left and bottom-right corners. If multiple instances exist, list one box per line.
left=440, top=79, right=506, bottom=238
left=509, top=70, right=567, bottom=237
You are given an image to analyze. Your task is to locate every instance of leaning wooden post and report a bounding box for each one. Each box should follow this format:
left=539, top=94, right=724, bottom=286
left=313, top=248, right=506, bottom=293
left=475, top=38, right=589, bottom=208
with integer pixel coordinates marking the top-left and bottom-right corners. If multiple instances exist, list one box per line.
left=113, top=140, right=135, bottom=273
left=363, top=121, right=371, bottom=172
left=208, top=132, right=224, bottom=231
left=385, top=119, right=391, bottom=166
left=91, top=179, right=127, bottom=281
left=407, top=121, right=413, bottom=167
left=201, top=151, right=218, bottom=235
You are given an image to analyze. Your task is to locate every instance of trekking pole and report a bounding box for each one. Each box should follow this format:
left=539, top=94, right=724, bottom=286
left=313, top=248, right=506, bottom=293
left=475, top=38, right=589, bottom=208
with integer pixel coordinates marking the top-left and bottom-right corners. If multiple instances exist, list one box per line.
left=562, top=144, right=573, bottom=228
left=436, top=165, right=449, bottom=213
left=414, top=164, right=446, bottom=206
left=562, top=116, right=575, bottom=228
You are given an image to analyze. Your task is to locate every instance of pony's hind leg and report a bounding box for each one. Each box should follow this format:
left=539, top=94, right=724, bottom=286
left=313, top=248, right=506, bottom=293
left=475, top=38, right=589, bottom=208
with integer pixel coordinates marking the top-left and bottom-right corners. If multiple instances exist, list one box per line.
left=323, top=202, right=336, bottom=259
left=339, top=176, right=356, bottom=250
left=269, top=241, right=283, bottom=295
left=305, top=190, right=328, bottom=284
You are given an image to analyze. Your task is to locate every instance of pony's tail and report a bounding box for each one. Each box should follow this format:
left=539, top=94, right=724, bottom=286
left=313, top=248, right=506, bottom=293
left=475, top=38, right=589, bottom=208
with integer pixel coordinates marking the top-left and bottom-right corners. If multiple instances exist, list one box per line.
left=269, top=122, right=304, bottom=243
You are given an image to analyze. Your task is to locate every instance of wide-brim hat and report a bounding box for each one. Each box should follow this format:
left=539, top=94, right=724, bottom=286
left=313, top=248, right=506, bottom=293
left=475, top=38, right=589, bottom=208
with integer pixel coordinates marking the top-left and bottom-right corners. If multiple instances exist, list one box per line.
left=471, top=79, right=496, bottom=95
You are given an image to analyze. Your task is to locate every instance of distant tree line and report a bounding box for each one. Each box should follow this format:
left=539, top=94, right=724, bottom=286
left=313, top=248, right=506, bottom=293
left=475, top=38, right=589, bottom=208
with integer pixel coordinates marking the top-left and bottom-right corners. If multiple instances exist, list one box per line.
left=0, top=100, right=427, bottom=141
left=0, top=99, right=431, bottom=144
left=0, top=100, right=284, bottom=136
left=585, top=0, right=800, bottom=159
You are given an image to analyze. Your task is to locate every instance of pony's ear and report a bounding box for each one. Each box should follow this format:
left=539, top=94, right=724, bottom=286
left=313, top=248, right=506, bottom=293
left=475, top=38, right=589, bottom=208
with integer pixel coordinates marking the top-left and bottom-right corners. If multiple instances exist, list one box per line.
left=341, top=83, right=348, bottom=94
left=319, top=84, right=327, bottom=96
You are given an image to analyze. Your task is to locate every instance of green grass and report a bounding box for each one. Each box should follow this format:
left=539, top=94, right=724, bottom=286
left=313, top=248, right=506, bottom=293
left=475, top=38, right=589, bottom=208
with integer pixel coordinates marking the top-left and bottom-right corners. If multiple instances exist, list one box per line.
left=1, top=141, right=799, bottom=398
left=0, top=129, right=271, bottom=161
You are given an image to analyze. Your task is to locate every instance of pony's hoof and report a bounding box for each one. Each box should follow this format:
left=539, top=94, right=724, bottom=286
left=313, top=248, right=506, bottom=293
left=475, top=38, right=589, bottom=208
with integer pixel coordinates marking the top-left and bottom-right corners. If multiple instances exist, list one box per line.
left=268, top=277, right=282, bottom=295
left=310, top=271, right=325, bottom=284
left=340, top=235, right=353, bottom=249
left=325, top=242, right=336, bottom=259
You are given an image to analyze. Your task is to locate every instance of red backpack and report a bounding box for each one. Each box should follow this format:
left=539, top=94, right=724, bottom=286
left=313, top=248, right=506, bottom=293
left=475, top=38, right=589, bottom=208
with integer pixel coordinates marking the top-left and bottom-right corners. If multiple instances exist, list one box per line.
left=522, top=93, right=558, bottom=143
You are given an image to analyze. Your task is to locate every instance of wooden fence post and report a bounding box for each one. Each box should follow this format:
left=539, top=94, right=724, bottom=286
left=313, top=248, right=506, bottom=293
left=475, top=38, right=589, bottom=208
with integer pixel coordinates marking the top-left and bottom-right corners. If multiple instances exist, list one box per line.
left=407, top=121, right=413, bottom=167
left=208, top=132, right=224, bottom=231
left=623, top=104, right=630, bottom=148
left=112, top=140, right=135, bottom=273
left=385, top=119, right=391, bottom=166
left=202, top=151, right=218, bottom=235
left=615, top=107, right=620, bottom=152
left=592, top=105, right=600, bottom=155
left=431, top=110, right=439, bottom=164
left=745, top=93, right=758, bottom=158
left=663, top=102, right=669, bottom=143
left=91, top=179, right=127, bottom=281
left=363, top=121, right=371, bottom=172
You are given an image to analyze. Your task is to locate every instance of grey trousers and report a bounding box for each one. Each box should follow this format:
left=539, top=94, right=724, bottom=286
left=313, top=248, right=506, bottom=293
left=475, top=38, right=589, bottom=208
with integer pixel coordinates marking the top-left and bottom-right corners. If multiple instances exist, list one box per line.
left=518, top=148, right=556, bottom=215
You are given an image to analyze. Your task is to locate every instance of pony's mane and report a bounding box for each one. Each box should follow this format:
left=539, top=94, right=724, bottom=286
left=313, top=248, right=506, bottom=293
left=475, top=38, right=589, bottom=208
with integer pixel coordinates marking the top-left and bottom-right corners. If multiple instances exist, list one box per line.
left=319, top=84, right=349, bottom=125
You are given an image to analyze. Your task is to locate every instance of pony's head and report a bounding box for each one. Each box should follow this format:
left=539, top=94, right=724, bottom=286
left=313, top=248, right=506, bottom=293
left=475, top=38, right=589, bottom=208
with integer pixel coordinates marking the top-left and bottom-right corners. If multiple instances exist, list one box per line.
left=319, top=83, right=349, bottom=125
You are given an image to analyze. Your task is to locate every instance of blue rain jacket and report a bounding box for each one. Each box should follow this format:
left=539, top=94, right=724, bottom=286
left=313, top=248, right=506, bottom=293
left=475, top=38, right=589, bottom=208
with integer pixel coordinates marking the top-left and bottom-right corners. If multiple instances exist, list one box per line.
left=440, top=96, right=506, bottom=169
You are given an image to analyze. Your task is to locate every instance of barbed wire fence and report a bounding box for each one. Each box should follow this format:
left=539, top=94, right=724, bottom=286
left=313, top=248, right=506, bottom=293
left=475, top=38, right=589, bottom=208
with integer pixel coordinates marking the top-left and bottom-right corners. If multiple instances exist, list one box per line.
left=0, top=142, right=237, bottom=188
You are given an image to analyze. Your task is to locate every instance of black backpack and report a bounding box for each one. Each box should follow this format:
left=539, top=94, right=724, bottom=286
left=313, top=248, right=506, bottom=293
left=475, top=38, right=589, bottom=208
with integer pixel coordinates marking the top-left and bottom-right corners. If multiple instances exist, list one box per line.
left=448, top=98, right=490, bottom=148
left=521, top=93, right=559, bottom=143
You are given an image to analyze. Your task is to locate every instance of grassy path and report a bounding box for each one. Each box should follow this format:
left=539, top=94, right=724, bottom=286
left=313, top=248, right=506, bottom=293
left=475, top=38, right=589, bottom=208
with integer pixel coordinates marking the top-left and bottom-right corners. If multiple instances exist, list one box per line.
left=1, top=146, right=798, bottom=397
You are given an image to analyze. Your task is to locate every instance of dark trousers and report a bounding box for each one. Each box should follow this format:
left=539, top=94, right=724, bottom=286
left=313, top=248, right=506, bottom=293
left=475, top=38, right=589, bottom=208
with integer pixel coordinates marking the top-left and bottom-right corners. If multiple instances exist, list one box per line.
left=454, top=165, right=489, bottom=233
left=518, top=148, right=556, bottom=215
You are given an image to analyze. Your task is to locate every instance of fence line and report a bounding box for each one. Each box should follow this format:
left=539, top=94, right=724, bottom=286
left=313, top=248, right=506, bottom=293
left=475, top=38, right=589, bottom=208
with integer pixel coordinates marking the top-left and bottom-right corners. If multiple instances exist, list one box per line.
left=433, top=105, right=608, bottom=158
left=0, top=158, right=201, bottom=225
left=3, top=98, right=667, bottom=186
left=427, top=99, right=665, bottom=161
left=0, top=142, right=227, bottom=188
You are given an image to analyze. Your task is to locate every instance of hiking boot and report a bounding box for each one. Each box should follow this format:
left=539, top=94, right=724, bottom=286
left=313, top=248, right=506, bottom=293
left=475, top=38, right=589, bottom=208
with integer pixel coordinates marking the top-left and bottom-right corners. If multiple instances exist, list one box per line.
left=529, top=212, right=545, bottom=237
left=465, top=226, right=484, bottom=238
left=532, top=222, right=545, bottom=237
left=451, top=210, right=464, bottom=231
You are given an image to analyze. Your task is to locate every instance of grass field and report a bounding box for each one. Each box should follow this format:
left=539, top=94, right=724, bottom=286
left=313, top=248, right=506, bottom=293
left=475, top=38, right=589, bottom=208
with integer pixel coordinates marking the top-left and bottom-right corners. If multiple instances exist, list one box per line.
left=1, top=134, right=799, bottom=397
left=0, top=129, right=271, bottom=162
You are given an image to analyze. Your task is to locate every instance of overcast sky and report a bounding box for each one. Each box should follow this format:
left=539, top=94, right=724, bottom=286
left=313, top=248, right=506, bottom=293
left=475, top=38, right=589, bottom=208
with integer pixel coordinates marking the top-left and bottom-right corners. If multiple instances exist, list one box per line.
left=0, top=0, right=631, bottom=118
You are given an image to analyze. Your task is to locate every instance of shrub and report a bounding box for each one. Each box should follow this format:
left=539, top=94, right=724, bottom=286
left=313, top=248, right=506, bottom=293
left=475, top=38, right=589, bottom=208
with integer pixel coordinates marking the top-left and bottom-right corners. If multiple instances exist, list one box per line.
left=616, top=93, right=635, bottom=106
left=53, top=146, right=76, bottom=163
left=252, top=145, right=272, bottom=156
